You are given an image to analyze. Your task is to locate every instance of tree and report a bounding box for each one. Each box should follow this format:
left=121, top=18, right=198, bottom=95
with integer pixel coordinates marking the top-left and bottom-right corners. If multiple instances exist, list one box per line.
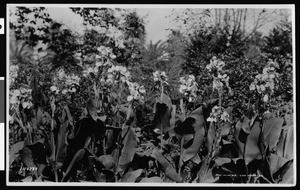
left=170, top=8, right=290, bottom=43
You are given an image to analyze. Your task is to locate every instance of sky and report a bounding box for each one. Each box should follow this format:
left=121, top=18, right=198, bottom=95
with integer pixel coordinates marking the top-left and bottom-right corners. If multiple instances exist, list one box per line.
left=46, top=7, right=177, bottom=43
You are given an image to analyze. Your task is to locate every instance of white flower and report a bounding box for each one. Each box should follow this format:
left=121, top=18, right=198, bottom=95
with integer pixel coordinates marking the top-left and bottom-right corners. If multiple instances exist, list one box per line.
left=9, top=65, right=19, bottom=85
left=12, top=89, right=21, bottom=97
left=153, top=70, right=168, bottom=83
left=109, top=54, right=116, bottom=59
left=58, top=69, right=65, bottom=80
left=220, top=111, right=231, bottom=123
left=249, top=83, right=256, bottom=91
left=207, top=116, right=217, bottom=122
left=62, top=89, right=68, bottom=95
left=263, top=94, right=269, bottom=102
left=213, top=79, right=223, bottom=91
left=179, top=84, right=187, bottom=94
left=22, top=102, right=30, bottom=109
left=206, top=57, right=226, bottom=72
left=153, top=71, right=160, bottom=82
left=70, top=87, right=76, bottom=93
left=127, top=95, right=134, bottom=102
left=139, top=86, right=146, bottom=94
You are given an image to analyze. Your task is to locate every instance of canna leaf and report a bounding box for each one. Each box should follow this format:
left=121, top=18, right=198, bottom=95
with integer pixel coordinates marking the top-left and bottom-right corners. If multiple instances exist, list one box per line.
left=61, top=148, right=86, bottom=182
left=269, top=153, right=288, bottom=176
left=151, top=148, right=182, bottom=182
left=9, top=141, right=24, bottom=166
left=182, top=107, right=205, bottom=162
left=152, top=93, right=172, bottom=133
left=273, top=159, right=293, bottom=183
left=262, top=114, right=284, bottom=151
left=118, top=126, right=137, bottom=172
left=170, top=105, right=176, bottom=129
left=121, top=169, right=143, bottom=182
left=277, top=125, right=293, bottom=160
left=97, top=154, right=115, bottom=170
left=140, top=176, right=163, bottom=183
left=234, top=121, right=262, bottom=163
left=55, top=121, right=68, bottom=168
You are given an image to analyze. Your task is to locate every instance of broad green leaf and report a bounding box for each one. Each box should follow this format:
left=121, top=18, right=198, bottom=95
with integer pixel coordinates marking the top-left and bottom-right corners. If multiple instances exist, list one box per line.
left=170, top=105, right=176, bottom=129
left=263, top=114, right=284, bottom=151
left=214, top=157, right=231, bottom=166
left=55, top=121, right=68, bottom=167
left=277, top=126, right=293, bottom=159
left=21, top=176, right=33, bottom=182
left=152, top=93, right=172, bottom=133
left=182, top=107, right=205, bottom=162
left=202, top=168, right=217, bottom=183
left=61, top=148, right=86, bottom=182
left=140, top=176, right=163, bottom=183
left=97, top=154, right=115, bottom=170
left=269, top=153, right=288, bottom=175
left=280, top=161, right=294, bottom=184
left=273, top=159, right=293, bottom=183
left=21, top=146, right=38, bottom=178
left=121, top=169, right=143, bottom=182
left=9, top=141, right=24, bottom=166
left=234, top=121, right=262, bottom=163
left=118, top=126, right=137, bottom=172
left=151, top=148, right=182, bottom=182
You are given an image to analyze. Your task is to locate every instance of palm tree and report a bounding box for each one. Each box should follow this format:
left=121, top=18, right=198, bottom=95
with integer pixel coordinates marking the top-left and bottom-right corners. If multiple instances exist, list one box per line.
left=142, top=40, right=169, bottom=69
left=9, top=30, right=34, bottom=65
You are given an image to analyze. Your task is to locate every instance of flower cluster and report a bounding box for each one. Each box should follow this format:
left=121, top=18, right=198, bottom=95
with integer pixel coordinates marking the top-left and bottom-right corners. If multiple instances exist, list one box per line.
left=106, top=65, right=131, bottom=84
left=9, top=65, right=19, bottom=86
left=106, top=25, right=126, bottom=49
left=82, top=61, right=112, bottom=77
left=207, top=106, right=231, bottom=123
left=10, top=87, right=33, bottom=110
left=153, top=70, right=168, bottom=84
left=213, top=73, right=231, bottom=93
left=206, top=57, right=231, bottom=93
left=96, top=46, right=117, bottom=60
left=206, top=56, right=225, bottom=72
left=50, top=69, right=81, bottom=95
left=179, top=75, right=198, bottom=102
left=126, top=81, right=146, bottom=102
left=249, top=60, right=279, bottom=102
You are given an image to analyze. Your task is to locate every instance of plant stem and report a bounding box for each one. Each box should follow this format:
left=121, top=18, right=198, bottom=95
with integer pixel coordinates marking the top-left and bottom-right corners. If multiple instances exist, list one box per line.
left=160, top=83, right=164, bottom=150
left=178, top=98, right=186, bottom=175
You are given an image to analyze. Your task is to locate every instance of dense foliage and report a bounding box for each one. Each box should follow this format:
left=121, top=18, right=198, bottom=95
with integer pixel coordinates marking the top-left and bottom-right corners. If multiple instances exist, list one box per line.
left=9, top=7, right=294, bottom=184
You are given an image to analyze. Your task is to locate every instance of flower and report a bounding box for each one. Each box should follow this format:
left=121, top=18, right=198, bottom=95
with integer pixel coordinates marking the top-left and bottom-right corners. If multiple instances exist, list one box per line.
left=10, top=87, right=33, bottom=110
left=263, top=94, right=269, bottom=102
left=50, top=85, right=59, bottom=94
left=62, top=89, right=68, bottom=95
left=249, top=83, right=256, bottom=91
left=178, top=74, right=198, bottom=102
left=206, top=57, right=225, bottom=72
left=153, top=70, right=169, bottom=84
left=250, top=60, right=278, bottom=102
left=52, top=69, right=81, bottom=96
left=220, top=111, right=231, bottom=123
left=9, top=65, right=19, bottom=86
left=126, top=81, right=145, bottom=102
left=106, top=65, right=131, bottom=84
left=207, top=106, right=231, bottom=123
left=212, top=79, right=224, bottom=91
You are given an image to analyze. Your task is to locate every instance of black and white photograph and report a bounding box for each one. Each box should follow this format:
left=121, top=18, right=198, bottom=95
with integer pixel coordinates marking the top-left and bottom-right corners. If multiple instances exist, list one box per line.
left=7, top=4, right=295, bottom=185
